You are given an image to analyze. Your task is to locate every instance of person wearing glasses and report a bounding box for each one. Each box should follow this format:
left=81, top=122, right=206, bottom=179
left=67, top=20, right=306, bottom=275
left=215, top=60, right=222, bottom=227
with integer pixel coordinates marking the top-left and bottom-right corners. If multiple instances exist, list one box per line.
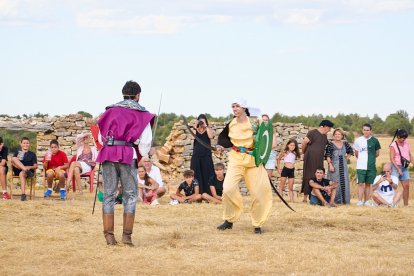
left=389, top=129, right=412, bottom=206
left=353, top=123, right=381, bottom=206
left=371, top=163, right=402, bottom=207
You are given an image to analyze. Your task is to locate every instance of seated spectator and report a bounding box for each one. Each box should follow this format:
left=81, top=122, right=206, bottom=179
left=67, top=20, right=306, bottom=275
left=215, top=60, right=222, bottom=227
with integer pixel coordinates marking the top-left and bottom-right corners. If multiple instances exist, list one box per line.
left=137, top=165, right=159, bottom=205
left=11, top=137, right=38, bottom=201
left=42, top=139, right=69, bottom=200
left=0, top=137, right=11, bottom=200
left=309, top=167, right=338, bottom=207
left=142, top=156, right=166, bottom=198
left=67, top=133, right=98, bottom=194
left=202, top=163, right=225, bottom=204
left=170, top=169, right=202, bottom=204
left=372, top=163, right=402, bottom=207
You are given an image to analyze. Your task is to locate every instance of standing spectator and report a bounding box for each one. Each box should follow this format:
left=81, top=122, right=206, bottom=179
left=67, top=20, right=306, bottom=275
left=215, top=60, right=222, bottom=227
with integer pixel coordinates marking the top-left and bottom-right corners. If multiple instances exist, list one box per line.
left=309, top=167, right=338, bottom=207
left=202, top=162, right=226, bottom=204
left=142, top=156, right=166, bottom=198
left=170, top=169, right=202, bottom=204
left=96, top=80, right=154, bottom=246
left=0, top=137, right=11, bottom=200
left=389, top=129, right=412, bottom=206
left=11, top=137, right=38, bottom=201
left=43, top=140, right=69, bottom=200
left=262, top=114, right=278, bottom=178
left=325, top=129, right=354, bottom=204
left=301, top=120, right=334, bottom=203
left=190, top=114, right=215, bottom=195
left=372, top=164, right=402, bottom=207
left=353, top=123, right=381, bottom=206
left=277, top=139, right=300, bottom=203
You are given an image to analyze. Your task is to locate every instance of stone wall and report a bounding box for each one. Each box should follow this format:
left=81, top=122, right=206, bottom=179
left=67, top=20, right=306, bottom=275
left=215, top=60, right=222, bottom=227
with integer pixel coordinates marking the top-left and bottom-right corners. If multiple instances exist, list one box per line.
left=153, top=120, right=311, bottom=196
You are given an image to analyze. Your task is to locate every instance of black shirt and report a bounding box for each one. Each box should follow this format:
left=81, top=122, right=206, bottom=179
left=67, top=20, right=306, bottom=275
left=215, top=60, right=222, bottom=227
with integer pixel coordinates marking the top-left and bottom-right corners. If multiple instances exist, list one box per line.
left=208, top=174, right=225, bottom=196
left=13, top=150, right=37, bottom=167
left=0, top=146, right=8, bottom=164
left=178, top=179, right=199, bottom=197
left=310, top=177, right=331, bottom=198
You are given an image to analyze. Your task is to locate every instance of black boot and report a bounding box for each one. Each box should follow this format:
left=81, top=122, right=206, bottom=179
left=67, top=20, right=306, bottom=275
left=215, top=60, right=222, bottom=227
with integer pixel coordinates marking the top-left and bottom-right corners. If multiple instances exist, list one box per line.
left=217, top=220, right=233, bottom=230
left=254, top=227, right=263, bottom=234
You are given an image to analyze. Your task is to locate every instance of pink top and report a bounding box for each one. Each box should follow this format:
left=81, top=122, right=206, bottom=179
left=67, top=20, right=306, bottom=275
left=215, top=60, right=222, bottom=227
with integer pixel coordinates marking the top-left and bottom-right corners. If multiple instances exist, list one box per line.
left=390, top=140, right=411, bottom=166
left=283, top=152, right=296, bottom=163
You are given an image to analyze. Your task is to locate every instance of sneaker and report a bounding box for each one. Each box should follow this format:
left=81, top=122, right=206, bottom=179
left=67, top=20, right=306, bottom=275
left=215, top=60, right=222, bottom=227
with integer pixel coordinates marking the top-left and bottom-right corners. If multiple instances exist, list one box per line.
left=44, top=189, right=52, bottom=198
left=3, top=192, right=11, bottom=200
left=25, top=170, right=34, bottom=177
left=21, top=194, right=27, bottom=201
left=217, top=220, right=233, bottom=230
left=364, top=201, right=374, bottom=207
left=169, top=199, right=179, bottom=205
left=60, top=189, right=66, bottom=200
left=356, top=201, right=364, bottom=206
left=183, top=199, right=190, bottom=204
left=254, top=227, right=263, bottom=234
left=150, top=199, right=160, bottom=206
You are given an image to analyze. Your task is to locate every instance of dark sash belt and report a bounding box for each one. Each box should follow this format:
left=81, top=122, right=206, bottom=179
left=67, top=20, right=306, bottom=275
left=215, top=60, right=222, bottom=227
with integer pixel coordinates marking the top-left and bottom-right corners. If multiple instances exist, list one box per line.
left=105, top=140, right=136, bottom=147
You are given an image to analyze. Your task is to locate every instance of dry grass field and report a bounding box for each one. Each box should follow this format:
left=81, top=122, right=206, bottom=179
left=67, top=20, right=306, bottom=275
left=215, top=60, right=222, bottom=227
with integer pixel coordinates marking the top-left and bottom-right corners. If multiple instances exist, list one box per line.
left=1, top=135, right=413, bottom=275
left=1, top=191, right=414, bottom=276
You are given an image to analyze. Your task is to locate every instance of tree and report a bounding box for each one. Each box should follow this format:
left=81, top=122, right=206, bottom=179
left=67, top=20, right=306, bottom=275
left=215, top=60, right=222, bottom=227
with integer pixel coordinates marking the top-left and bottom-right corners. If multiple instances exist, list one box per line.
left=384, top=110, right=412, bottom=135
left=77, top=111, right=93, bottom=118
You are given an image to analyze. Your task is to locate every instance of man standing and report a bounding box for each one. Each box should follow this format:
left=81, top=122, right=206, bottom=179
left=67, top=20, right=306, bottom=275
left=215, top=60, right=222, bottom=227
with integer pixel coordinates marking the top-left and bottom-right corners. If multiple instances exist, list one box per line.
left=97, top=80, right=154, bottom=246
left=353, top=123, right=381, bottom=206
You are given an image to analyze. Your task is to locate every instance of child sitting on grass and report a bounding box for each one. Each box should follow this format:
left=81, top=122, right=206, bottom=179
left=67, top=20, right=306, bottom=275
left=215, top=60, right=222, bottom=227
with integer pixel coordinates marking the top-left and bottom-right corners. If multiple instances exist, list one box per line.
left=170, top=169, right=202, bottom=204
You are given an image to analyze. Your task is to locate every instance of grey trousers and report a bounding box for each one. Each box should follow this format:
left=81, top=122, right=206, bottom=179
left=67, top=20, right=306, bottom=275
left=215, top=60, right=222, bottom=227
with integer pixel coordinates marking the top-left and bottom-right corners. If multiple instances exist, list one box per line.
left=102, top=161, right=138, bottom=214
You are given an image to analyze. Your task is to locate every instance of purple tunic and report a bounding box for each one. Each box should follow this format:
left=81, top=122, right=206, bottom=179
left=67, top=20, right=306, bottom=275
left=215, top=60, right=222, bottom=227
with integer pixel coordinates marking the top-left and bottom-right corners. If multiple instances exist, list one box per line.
left=96, top=106, right=154, bottom=165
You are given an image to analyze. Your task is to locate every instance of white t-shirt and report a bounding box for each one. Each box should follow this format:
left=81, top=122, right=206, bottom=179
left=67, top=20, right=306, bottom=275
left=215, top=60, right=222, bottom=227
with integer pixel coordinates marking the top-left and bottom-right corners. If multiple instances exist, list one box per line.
left=148, top=165, right=164, bottom=187
left=354, top=136, right=369, bottom=170
left=373, top=175, right=398, bottom=198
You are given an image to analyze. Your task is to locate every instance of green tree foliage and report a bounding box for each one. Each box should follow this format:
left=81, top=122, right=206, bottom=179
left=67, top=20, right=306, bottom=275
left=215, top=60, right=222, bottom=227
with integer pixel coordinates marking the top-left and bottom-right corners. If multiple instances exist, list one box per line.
left=384, top=110, right=412, bottom=135
left=0, top=130, right=37, bottom=153
left=77, top=111, right=93, bottom=118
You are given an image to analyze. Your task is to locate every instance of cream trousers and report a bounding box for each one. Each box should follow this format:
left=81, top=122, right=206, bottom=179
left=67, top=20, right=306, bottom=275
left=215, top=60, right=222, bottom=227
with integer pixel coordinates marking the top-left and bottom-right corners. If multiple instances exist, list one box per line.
left=222, top=158, right=273, bottom=227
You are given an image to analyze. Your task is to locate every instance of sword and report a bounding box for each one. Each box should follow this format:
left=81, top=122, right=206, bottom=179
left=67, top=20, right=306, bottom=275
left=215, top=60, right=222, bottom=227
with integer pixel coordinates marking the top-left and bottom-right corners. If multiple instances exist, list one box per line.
left=92, top=163, right=102, bottom=215
left=268, top=176, right=296, bottom=212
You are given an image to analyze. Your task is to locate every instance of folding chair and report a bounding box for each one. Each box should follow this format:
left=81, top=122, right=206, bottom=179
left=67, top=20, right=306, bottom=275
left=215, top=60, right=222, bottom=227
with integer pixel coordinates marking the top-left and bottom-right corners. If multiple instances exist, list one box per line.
left=7, top=160, right=36, bottom=200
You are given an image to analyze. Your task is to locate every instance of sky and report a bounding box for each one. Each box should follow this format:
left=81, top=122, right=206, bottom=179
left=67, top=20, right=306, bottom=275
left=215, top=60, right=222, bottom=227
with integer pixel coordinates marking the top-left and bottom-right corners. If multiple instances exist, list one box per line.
left=1, top=0, right=413, bottom=120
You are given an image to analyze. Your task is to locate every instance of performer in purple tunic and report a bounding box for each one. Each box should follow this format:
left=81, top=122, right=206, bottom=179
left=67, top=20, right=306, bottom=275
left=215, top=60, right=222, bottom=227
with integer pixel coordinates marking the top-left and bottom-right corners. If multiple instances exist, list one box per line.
left=96, top=80, right=154, bottom=246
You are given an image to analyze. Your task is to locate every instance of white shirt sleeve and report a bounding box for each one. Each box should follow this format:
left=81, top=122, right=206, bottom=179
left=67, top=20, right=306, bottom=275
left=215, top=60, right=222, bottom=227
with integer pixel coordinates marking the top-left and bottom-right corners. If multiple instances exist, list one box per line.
left=149, top=166, right=164, bottom=187
left=134, top=123, right=152, bottom=157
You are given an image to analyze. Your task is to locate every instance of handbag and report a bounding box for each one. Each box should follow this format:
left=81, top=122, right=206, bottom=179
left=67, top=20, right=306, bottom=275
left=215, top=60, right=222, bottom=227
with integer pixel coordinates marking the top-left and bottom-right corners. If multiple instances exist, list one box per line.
left=395, top=141, right=410, bottom=168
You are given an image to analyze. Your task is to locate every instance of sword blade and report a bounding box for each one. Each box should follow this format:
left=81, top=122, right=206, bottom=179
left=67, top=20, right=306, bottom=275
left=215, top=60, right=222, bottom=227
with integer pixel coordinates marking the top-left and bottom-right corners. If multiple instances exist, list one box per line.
left=268, top=177, right=296, bottom=212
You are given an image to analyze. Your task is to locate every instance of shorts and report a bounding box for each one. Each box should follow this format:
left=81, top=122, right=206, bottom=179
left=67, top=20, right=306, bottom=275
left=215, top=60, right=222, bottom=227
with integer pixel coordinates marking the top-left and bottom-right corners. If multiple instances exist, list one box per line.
left=46, top=169, right=67, bottom=180
left=310, top=193, right=331, bottom=206
left=391, top=165, right=410, bottom=181
left=13, top=167, right=35, bottom=177
left=357, top=169, right=376, bottom=184
left=281, top=167, right=295, bottom=178
left=78, top=161, right=92, bottom=174
left=265, top=150, right=276, bottom=170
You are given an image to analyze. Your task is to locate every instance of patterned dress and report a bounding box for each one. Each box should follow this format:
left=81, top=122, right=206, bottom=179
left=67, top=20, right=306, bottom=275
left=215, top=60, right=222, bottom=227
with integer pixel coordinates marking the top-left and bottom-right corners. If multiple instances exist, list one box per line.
left=325, top=141, right=354, bottom=204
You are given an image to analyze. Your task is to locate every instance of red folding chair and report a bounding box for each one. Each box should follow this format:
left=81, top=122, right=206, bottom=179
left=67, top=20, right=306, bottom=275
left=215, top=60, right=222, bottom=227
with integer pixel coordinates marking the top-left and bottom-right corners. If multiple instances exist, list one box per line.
left=69, top=155, right=95, bottom=193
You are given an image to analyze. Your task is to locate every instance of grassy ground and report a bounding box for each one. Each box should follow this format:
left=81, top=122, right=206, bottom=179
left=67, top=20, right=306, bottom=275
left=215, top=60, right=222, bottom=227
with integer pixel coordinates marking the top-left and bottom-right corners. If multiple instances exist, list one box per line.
left=1, top=191, right=413, bottom=276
